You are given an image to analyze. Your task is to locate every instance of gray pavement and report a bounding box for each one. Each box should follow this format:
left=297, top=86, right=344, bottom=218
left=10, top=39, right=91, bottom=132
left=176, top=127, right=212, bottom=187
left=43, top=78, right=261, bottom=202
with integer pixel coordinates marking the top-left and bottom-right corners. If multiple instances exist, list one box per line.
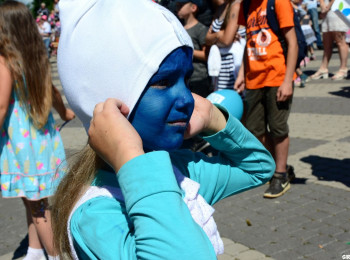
left=1, top=48, right=349, bottom=260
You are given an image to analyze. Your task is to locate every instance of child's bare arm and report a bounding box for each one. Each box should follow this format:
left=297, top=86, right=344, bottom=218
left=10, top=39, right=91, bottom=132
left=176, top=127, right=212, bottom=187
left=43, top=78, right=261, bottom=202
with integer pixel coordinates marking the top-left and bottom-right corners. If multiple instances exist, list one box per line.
left=277, top=26, right=298, bottom=102
left=0, top=57, right=12, bottom=129
left=216, top=2, right=241, bottom=47
left=234, top=48, right=246, bottom=93
left=193, top=45, right=208, bottom=62
left=52, top=84, right=75, bottom=121
left=206, top=3, right=240, bottom=47
left=205, top=25, right=220, bottom=46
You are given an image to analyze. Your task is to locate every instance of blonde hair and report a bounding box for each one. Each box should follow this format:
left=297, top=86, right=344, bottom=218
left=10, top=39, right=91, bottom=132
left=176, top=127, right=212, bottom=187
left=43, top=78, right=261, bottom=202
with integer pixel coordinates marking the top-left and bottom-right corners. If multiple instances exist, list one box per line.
left=51, top=145, right=103, bottom=259
left=0, top=0, right=52, bottom=129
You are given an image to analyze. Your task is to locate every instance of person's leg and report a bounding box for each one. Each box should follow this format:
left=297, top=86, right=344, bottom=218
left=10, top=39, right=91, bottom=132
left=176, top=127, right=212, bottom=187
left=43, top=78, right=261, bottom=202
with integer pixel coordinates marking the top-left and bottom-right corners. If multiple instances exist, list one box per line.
left=320, top=32, right=334, bottom=70
left=266, top=87, right=292, bottom=173
left=257, top=132, right=289, bottom=173
left=331, top=31, right=348, bottom=79
left=259, top=133, right=295, bottom=184
left=296, top=66, right=309, bottom=88
left=22, top=198, right=44, bottom=248
left=263, top=87, right=293, bottom=198
left=43, top=38, right=51, bottom=57
left=26, top=198, right=58, bottom=258
left=311, top=32, right=333, bottom=79
left=309, top=45, right=316, bottom=60
left=272, top=135, right=289, bottom=173
left=335, top=31, right=348, bottom=70
left=257, top=133, right=274, bottom=158
left=308, top=8, right=323, bottom=48
left=22, top=198, right=46, bottom=260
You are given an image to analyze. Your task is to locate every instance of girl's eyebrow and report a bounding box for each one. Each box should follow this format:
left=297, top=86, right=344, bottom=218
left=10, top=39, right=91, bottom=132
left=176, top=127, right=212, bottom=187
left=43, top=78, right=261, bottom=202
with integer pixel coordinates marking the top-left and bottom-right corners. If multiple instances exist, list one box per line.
left=150, top=67, right=180, bottom=84
left=148, top=57, right=192, bottom=86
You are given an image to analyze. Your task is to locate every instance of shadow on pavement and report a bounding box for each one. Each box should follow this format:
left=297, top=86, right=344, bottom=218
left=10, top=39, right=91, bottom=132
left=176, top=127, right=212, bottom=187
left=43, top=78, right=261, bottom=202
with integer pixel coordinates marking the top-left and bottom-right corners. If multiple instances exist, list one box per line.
left=11, top=235, right=27, bottom=260
left=329, top=86, right=350, bottom=99
left=303, top=70, right=316, bottom=76
left=301, top=155, right=350, bottom=187
left=290, top=177, right=308, bottom=184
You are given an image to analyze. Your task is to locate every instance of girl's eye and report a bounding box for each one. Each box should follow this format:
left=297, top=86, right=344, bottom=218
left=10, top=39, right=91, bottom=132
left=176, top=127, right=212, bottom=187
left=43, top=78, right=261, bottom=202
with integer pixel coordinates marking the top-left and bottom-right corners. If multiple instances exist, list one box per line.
left=151, top=79, right=170, bottom=89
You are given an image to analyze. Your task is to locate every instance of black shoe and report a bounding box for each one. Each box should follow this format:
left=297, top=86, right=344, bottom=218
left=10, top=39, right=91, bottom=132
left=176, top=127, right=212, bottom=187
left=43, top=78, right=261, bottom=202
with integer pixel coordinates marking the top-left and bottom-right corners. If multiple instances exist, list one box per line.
left=287, top=164, right=295, bottom=182
left=263, top=172, right=290, bottom=198
left=317, top=45, right=324, bottom=50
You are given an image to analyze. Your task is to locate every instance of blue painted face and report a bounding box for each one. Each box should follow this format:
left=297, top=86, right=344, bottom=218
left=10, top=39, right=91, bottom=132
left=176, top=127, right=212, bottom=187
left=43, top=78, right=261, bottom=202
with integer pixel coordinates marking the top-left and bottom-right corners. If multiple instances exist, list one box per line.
left=130, top=47, right=194, bottom=151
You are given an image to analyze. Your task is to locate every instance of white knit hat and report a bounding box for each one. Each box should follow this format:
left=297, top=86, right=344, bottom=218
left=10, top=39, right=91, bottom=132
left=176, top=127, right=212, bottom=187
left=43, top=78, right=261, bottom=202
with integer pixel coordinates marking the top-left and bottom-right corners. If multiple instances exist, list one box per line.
left=57, top=0, right=193, bottom=131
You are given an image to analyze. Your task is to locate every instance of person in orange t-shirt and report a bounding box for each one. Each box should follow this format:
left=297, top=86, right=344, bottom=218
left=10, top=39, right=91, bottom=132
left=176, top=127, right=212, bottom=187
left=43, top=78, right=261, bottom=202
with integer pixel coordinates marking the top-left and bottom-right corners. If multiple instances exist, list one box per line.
left=234, top=0, right=298, bottom=199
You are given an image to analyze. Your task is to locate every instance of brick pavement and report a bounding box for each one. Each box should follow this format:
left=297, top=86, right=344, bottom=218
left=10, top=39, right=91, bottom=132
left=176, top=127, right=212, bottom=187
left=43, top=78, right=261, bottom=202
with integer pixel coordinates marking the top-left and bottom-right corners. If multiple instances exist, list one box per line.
left=0, top=49, right=349, bottom=260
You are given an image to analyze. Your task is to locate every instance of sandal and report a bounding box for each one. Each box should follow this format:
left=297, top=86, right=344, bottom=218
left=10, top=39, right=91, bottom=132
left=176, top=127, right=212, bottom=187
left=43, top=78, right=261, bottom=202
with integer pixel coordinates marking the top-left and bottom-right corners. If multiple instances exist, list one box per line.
left=310, top=69, right=328, bottom=80
left=331, top=68, right=348, bottom=80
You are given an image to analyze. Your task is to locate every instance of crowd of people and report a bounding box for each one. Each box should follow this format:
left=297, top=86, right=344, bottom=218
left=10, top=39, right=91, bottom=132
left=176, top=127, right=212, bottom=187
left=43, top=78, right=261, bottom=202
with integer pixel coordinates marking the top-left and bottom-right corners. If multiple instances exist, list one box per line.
left=172, top=0, right=326, bottom=198
left=0, top=0, right=348, bottom=259
left=36, top=1, right=61, bottom=57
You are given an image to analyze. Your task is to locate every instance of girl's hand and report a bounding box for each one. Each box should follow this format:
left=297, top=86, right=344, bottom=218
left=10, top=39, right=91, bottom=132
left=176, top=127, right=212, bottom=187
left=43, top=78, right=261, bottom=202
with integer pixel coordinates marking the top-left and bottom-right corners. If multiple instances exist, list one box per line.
left=59, top=108, right=75, bottom=121
left=52, top=84, right=76, bottom=121
left=184, top=93, right=227, bottom=139
left=88, top=98, right=144, bottom=172
left=234, top=72, right=245, bottom=94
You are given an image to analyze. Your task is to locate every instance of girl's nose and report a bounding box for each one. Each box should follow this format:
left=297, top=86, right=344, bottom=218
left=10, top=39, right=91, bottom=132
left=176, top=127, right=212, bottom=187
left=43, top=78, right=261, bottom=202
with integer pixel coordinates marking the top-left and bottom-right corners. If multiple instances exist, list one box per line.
left=174, top=83, right=194, bottom=111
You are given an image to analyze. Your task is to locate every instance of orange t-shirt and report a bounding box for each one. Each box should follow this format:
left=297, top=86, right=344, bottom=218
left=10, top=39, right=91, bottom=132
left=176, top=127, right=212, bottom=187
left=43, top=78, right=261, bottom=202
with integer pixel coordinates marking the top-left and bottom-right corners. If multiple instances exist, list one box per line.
left=238, top=0, right=295, bottom=89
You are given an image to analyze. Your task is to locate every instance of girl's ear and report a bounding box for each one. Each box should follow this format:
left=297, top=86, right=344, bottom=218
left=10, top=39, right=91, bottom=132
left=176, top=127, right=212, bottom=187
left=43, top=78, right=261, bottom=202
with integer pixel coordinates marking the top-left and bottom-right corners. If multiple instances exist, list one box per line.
left=191, top=3, right=198, bottom=13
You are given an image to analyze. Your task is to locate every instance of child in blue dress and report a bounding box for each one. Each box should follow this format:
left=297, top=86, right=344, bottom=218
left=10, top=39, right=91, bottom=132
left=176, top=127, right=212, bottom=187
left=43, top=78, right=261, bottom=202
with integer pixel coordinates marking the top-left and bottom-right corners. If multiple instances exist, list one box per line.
left=52, top=0, right=275, bottom=259
left=0, top=1, right=74, bottom=259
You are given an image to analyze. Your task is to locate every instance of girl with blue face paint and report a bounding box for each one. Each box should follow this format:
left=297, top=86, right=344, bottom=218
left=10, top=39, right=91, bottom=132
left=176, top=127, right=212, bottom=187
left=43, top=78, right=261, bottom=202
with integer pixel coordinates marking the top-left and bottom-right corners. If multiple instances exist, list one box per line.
left=131, top=47, right=195, bottom=151
left=52, top=1, right=275, bottom=259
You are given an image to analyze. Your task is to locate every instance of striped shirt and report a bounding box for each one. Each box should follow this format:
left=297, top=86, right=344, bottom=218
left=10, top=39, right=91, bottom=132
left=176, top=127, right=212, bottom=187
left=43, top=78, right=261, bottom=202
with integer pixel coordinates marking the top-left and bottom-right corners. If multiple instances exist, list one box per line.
left=211, top=18, right=235, bottom=90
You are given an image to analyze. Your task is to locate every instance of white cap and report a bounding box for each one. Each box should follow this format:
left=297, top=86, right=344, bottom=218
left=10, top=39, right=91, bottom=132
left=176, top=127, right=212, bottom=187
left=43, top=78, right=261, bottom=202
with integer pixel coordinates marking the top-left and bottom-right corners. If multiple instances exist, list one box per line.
left=57, top=0, right=193, bottom=131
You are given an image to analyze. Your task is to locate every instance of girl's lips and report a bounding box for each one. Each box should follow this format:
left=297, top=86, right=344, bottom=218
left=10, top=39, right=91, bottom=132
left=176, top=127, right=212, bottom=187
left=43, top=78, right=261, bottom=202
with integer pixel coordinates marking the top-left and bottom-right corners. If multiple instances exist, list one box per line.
left=168, top=119, right=188, bottom=127
left=168, top=122, right=187, bottom=127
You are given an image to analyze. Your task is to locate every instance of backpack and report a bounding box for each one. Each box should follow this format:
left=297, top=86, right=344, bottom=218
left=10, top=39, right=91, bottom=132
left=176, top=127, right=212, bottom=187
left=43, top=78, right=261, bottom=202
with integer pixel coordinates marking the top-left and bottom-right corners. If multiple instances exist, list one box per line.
left=243, top=0, right=307, bottom=69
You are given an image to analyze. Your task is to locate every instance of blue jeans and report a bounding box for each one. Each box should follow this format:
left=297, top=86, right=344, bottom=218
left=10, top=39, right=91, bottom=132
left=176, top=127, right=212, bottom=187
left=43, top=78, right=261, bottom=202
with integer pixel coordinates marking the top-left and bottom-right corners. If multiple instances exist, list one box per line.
left=308, top=8, right=323, bottom=47
left=43, top=37, right=50, bottom=57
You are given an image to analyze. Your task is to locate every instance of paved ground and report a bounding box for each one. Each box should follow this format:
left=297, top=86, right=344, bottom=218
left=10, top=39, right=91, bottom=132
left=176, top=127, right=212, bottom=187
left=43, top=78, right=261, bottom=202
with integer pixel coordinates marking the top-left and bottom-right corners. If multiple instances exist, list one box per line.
left=0, top=48, right=349, bottom=260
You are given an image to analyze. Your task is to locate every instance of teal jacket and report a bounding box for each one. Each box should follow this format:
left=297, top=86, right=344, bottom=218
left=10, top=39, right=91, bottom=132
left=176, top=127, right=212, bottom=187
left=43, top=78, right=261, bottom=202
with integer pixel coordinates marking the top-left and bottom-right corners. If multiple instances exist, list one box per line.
left=70, top=112, right=275, bottom=259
